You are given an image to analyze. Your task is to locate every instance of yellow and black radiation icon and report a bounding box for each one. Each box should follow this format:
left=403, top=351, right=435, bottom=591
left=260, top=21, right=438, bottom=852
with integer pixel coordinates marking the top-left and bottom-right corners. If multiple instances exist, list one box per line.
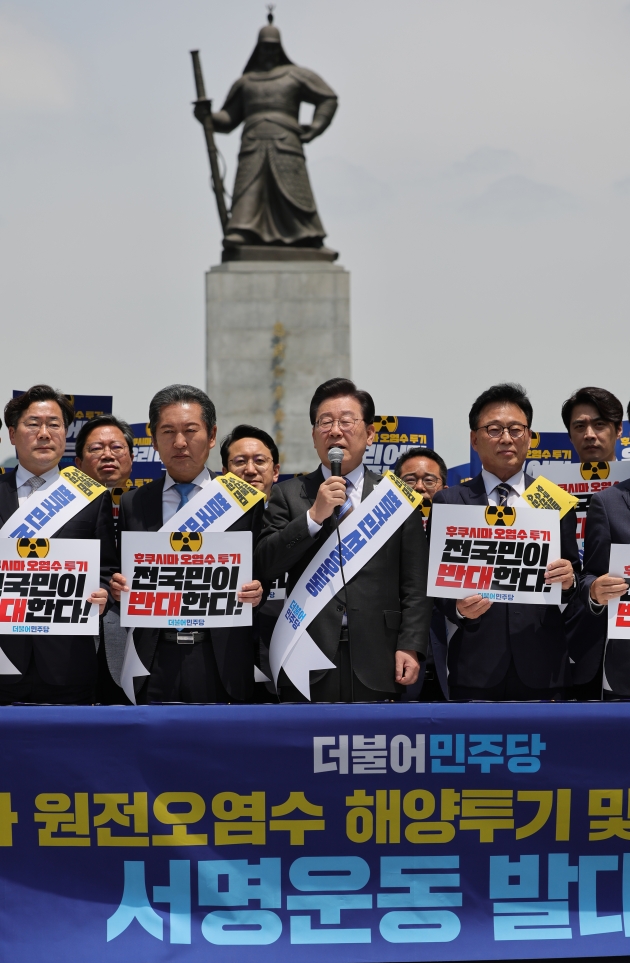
left=17, top=537, right=50, bottom=559
left=145, top=422, right=152, bottom=437
left=420, top=496, right=432, bottom=519
left=110, top=479, right=133, bottom=506
left=485, top=505, right=516, bottom=527
left=580, top=461, right=610, bottom=480
left=530, top=430, right=540, bottom=448
left=169, top=531, right=203, bottom=552
left=373, top=415, right=398, bottom=433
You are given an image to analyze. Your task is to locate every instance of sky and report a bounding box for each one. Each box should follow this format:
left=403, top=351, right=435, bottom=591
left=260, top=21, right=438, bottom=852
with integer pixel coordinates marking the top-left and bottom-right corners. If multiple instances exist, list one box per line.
left=1, top=0, right=630, bottom=469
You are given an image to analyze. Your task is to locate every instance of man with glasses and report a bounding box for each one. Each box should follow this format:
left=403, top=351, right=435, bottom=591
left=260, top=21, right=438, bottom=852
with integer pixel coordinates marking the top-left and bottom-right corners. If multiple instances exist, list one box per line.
left=256, top=377, right=432, bottom=702
left=0, top=385, right=117, bottom=705
left=75, top=414, right=136, bottom=704
left=394, top=446, right=449, bottom=701
left=429, top=383, right=580, bottom=701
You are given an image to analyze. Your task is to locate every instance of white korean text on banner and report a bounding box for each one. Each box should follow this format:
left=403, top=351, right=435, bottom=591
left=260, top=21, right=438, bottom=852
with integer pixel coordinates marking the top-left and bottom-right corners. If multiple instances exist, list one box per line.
left=606, top=544, right=630, bottom=640
left=364, top=415, right=434, bottom=474
left=530, top=460, right=630, bottom=554
left=129, top=422, right=165, bottom=487
left=428, top=503, right=561, bottom=605
left=13, top=391, right=112, bottom=469
left=120, top=531, right=252, bottom=630
left=0, top=538, right=100, bottom=634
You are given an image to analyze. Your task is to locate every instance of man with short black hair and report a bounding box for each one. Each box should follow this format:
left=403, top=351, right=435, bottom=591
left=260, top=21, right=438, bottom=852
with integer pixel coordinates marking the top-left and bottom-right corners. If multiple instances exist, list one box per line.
left=0, top=385, right=116, bottom=705
left=561, top=387, right=623, bottom=463
left=110, top=385, right=264, bottom=704
left=394, top=446, right=449, bottom=701
left=429, top=383, right=580, bottom=701
left=256, top=377, right=432, bottom=702
left=220, top=424, right=279, bottom=500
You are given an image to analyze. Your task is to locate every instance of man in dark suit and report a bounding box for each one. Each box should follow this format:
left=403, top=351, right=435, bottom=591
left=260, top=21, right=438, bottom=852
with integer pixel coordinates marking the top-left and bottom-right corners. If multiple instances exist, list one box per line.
left=255, top=377, right=432, bottom=702
left=110, top=385, right=263, bottom=704
left=430, top=383, right=580, bottom=701
left=581, top=470, right=630, bottom=699
left=0, top=385, right=117, bottom=705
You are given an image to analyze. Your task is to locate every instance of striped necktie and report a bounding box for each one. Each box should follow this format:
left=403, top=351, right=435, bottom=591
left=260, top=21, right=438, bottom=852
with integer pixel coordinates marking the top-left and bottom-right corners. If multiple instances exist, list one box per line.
left=496, top=483, right=511, bottom=506
left=338, top=478, right=354, bottom=520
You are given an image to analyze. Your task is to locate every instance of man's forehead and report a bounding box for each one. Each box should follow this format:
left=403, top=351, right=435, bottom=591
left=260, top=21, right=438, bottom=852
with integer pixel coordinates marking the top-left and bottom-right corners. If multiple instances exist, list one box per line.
left=316, top=395, right=362, bottom=416
left=157, top=402, right=204, bottom=425
left=570, top=404, right=606, bottom=423
left=401, top=455, right=440, bottom=475
left=20, top=400, right=63, bottom=420
left=477, top=402, right=528, bottom=424
left=230, top=437, right=270, bottom=457
left=86, top=425, right=125, bottom=443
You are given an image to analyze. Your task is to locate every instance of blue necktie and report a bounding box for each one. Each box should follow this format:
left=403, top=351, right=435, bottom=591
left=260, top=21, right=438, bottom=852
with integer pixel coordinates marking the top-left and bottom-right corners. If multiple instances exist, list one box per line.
left=496, top=483, right=511, bottom=506
left=338, top=479, right=354, bottom=520
left=173, top=482, right=196, bottom=511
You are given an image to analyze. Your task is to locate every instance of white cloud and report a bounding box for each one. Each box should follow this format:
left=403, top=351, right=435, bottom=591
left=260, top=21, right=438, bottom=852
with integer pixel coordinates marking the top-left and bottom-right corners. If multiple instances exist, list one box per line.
left=0, top=10, right=74, bottom=111
left=463, top=174, right=578, bottom=221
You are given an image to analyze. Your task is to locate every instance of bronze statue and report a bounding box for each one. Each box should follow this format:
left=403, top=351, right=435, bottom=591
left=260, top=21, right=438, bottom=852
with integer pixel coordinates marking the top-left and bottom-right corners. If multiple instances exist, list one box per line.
left=192, top=13, right=338, bottom=260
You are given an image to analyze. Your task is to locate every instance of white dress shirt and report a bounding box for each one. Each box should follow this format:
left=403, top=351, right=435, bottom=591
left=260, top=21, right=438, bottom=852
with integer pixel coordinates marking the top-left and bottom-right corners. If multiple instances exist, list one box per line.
left=481, top=468, right=526, bottom=506
left=307, top=463, right=366, bottom=538
left=15, top=464, right=60, bottom=506
left=162, top=468, right=212, bottom=525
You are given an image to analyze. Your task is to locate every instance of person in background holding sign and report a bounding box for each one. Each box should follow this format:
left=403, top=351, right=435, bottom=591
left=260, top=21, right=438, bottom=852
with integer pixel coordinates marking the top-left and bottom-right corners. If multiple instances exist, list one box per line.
left=110, top=386, right=264, bottom=704
left=394, top=446, right=449, bottom=702
left=560, top=388, right=624, bottom=700
left=562, top=386, right=623, bottom=464
left=75, top=414, right=135, bottom=705
left=0, top=386, right=116, bottom=705
left=581, top=452, right=630, bottom=699
left=429, top=383, right=580, bottom=701
left=221, top=424, right=281, bottom=699
left=256, top=377, right=431, bottom=702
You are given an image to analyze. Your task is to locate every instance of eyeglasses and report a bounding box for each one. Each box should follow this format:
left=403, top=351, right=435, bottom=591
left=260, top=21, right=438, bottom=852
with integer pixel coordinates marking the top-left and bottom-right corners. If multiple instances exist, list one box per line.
left=315, top=417, right=362, bottom=434
left=85, top=443, right=128, bottom=456
left=22, top=420, right=65, bottom=433
left=230, top=456, right=273, bottom=468
left=401, top=473, right=441, bottom=491
left=477, top=423, right=529, bottom=440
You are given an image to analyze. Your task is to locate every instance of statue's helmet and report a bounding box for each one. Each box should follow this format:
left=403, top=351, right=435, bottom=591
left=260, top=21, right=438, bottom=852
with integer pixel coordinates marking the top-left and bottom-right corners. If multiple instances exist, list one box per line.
left=243, top=17, right=293, bottom=73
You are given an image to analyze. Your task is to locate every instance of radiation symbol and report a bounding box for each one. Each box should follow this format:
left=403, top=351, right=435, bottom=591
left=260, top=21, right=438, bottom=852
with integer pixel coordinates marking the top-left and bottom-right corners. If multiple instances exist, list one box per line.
left=145, top=422, right=151, bottom=437
left=373, top=415, right=398, bottom=433
left=169, top=531, right=203, bottom=552
left=17, top=537, right=50, bottom=559
left=485, top=505, right=517, bottom=527
left=580, top=461, right=610, bottom=480
left=530, top=431, right=540, bottom=448
left=420, top=496, right=432, bottom=519
left=110, top=479, right=133, bottom=506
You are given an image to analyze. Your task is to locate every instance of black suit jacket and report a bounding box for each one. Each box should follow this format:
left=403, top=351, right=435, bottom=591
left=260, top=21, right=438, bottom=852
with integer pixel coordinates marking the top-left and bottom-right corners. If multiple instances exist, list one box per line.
left=0, top=468, right=117, bottom=685
left=254, top=467, right=432, bottom=694
left=581, top=478, right=630, bottom=694
left=429, top=472, right=580, bottom=690
left=117, top=474, right=264, bottom=701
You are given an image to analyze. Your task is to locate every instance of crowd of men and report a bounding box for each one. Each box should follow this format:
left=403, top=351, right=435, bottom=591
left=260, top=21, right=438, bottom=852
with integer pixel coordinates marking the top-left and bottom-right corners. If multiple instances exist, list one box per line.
left=0, top=378, right=627, bottom=706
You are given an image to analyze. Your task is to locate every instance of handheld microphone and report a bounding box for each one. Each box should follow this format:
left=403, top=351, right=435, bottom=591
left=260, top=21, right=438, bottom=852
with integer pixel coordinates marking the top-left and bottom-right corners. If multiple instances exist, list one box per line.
left=328, top=446, right=345, bottom=516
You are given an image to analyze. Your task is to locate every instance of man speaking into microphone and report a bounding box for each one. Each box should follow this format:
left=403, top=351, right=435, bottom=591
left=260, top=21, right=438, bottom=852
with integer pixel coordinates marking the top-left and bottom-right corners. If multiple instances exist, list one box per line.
left=255, top=377, right=432, bottom=702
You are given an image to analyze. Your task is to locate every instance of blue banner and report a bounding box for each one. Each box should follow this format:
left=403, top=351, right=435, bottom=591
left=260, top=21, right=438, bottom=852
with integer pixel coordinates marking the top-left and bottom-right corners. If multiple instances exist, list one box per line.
left=1, top=703, right=630, bottom=961
left=364, top=416, right=434, bottom=475
left=129, top=421, right=165, bottom=487
left=471, top=431, right=580, bottom=478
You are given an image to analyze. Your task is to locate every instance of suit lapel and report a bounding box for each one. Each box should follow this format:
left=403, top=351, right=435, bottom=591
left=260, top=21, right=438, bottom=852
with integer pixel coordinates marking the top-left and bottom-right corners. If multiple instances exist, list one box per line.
left=361, top=468, right=379, bottom=502
left=462, top=472, right=488, bottom=505
left=300, top=468, right=324, bottom=507
left=142, top=476, right=166, bottom=531
left=0, top=469, right=19, bottom=525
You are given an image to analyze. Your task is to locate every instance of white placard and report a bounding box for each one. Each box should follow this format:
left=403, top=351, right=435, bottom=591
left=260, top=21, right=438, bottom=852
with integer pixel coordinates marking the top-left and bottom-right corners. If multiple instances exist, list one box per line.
left=0, top=538, right=100, bottom=635
left=530, top=461, right=630, bottom=554
left=606, top=544, right=630, bottom=640
left=120, top=531, right=252, bottom=629
left=428, top=503, right=562, bottom=605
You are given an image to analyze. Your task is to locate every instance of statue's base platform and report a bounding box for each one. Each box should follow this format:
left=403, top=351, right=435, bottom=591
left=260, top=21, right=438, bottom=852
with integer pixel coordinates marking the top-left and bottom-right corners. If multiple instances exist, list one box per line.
left=206, top=259, right=350, bottom=473
left=221, top=244, right=338, bottom=263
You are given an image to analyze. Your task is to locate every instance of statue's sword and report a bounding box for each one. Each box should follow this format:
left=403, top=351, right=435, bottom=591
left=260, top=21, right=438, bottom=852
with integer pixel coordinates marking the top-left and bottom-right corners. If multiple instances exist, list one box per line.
left=190, top=50, right=230, bottom=234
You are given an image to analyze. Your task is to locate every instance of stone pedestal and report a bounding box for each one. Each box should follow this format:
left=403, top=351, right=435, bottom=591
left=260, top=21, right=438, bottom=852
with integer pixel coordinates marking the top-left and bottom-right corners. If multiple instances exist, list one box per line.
left=206, top=261, right=350, bottom=473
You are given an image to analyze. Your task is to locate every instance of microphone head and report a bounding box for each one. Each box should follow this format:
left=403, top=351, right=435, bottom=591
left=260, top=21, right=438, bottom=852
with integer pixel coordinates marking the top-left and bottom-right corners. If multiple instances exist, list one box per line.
left=328, top=446, right=344, bottom=468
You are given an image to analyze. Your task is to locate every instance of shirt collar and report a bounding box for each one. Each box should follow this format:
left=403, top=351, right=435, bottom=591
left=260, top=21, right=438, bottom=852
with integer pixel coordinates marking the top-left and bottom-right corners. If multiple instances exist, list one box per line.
left=481, top=467, right=526, bottom=497
left=321, top=462, right=365, bottom=488
left=15, top=463, right=60, bottom=489
left=163, top=467, right=210, bottom=491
